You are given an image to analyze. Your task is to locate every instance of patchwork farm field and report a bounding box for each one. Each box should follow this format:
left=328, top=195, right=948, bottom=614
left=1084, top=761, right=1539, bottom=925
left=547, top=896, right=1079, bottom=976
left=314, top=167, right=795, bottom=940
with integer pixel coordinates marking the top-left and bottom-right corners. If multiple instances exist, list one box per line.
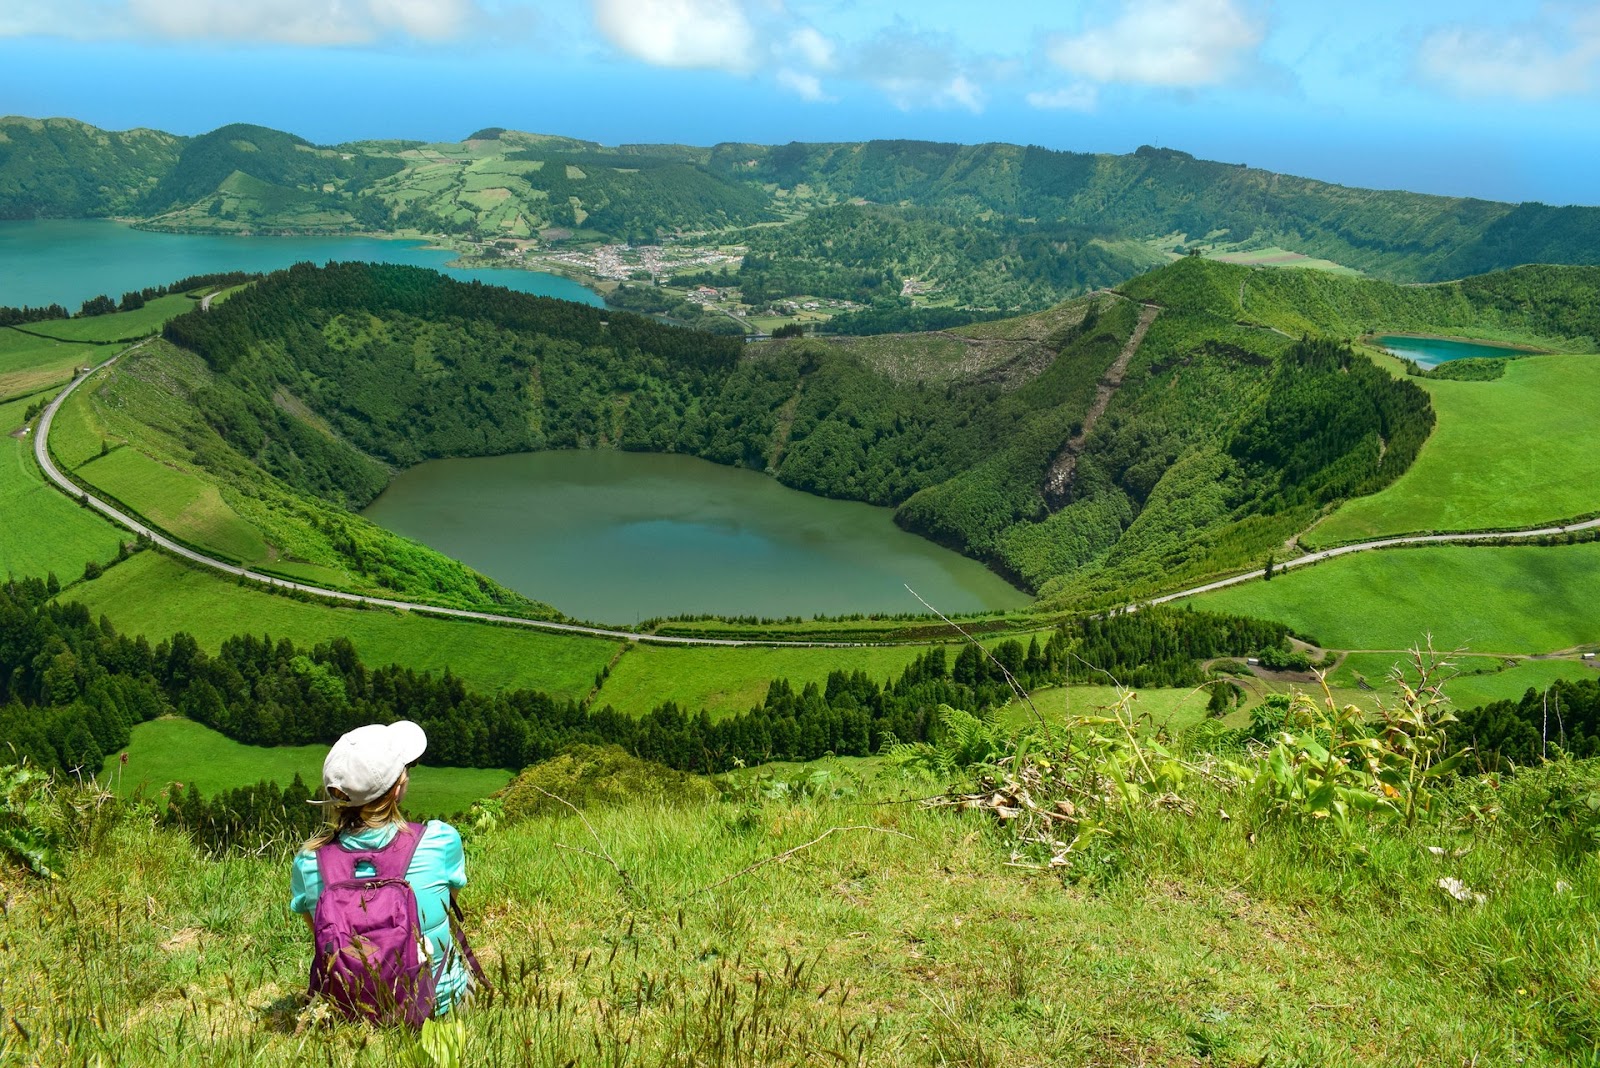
left=1185, top=542, right=1600, bottom=654
left=1308, top=355, right=1600, bottom=545
left=65, top=552, right=620, bottom=699
left=110, top=717, right=511, bottom=816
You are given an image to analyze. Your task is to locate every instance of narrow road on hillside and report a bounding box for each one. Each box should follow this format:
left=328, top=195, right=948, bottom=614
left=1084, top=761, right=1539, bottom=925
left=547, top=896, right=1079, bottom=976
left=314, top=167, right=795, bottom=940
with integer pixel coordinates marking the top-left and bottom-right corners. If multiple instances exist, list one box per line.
left=33, top=348, right=873, bottom=649
left=1144, top=517, right=1600, bottom=607
left=35, top=346, right=1600, bottom=646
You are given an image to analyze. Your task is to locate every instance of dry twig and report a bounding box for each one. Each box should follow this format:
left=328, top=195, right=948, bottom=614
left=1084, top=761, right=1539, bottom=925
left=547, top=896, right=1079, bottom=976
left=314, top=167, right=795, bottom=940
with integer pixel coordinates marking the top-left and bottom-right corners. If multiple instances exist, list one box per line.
left=904, top=584, right=1049, bottom=731
left=532, top=786, right=638, bottom=899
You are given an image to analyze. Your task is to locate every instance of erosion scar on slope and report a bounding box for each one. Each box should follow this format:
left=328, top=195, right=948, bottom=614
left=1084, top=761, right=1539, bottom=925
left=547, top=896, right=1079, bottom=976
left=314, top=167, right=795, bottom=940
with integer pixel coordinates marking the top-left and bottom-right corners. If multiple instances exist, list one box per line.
left=1043, top=301, right=1161, bottom=506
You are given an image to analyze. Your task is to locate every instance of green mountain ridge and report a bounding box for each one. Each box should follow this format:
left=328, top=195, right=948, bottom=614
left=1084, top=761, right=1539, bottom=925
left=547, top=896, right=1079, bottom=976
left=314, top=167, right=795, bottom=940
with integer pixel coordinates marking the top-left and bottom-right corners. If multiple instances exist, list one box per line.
left=6, top=117, right=1600, bottom=309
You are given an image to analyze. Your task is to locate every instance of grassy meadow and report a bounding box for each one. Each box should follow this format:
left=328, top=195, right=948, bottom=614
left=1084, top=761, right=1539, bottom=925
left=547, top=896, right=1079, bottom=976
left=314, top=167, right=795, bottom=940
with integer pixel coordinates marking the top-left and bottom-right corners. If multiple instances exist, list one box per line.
left=1326, top=651, right=1598, bottom=710
left=18, top=293, right=195, bottom=341
left=83, top=443, right=271, bottom=561
left=108, top=717, right=511, bottom=816
left=594, top=640, right=947, bottom=717
left=1309, top=355, right=1600, bottom=546
left=4, top=755, right=1596, bottom=1066
left=66, top=552, right=620, bottom=699
left=1186, top=541, right=1600, bottom=654
left=0, top=394, right=126, bottom=580
left=0, top=328, right=100, bottom=402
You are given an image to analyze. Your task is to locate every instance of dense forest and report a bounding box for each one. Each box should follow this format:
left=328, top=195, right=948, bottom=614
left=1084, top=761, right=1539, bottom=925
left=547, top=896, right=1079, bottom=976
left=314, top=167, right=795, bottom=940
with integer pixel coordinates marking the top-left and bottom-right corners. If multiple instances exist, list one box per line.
left=0, top=575, right=1287, bottom=779
left=1453, top=678, right=1600, bottom=771
left=730, top=204, right=1145, bottom=310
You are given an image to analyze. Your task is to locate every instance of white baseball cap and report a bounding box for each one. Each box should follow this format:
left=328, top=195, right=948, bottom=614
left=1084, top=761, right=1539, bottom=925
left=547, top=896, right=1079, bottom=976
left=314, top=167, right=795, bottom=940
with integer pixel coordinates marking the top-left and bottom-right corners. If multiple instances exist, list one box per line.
left=315, top=721, right=428, bottom=806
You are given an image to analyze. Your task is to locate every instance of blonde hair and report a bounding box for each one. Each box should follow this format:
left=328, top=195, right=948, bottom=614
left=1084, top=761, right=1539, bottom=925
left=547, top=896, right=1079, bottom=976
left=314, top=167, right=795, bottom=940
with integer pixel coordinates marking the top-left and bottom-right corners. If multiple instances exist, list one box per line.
left=303, top=772, right=409, bottom=852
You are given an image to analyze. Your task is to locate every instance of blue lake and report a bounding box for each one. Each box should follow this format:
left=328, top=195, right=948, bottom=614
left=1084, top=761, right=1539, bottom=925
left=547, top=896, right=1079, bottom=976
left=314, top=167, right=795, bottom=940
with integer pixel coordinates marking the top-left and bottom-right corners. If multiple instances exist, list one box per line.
left=1377, top=334, right=1533, bottom=369
left=0, top=219, right=601, bottom=309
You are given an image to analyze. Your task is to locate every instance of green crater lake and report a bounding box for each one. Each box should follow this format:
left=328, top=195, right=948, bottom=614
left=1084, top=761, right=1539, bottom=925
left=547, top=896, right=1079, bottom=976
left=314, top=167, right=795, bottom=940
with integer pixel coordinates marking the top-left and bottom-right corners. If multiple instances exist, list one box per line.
left=0, top=219, right=601, bottom=309
left=362, top=451, right=1031, bottom=623
left=1377, top=334, right=1533, bottom=368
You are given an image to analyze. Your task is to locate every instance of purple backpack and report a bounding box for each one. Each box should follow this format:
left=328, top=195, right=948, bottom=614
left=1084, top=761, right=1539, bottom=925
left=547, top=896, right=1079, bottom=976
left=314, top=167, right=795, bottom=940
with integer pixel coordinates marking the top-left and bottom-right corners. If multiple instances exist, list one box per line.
left=309, top=821, right=437, bottom=1028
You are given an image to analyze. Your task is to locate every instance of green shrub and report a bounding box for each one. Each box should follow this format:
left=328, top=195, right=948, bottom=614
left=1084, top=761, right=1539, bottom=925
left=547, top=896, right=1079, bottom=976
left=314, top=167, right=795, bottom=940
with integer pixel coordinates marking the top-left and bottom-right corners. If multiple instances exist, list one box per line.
left=498, top=744, right=718, bottom=821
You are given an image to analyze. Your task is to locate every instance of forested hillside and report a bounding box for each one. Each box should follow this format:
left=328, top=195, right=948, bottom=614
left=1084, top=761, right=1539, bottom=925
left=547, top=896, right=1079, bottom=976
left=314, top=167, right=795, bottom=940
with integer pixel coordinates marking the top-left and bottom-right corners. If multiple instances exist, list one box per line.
left=1123, top=256, right=1600, bottom=348
left=136, top=259, right=1463, bottom=605
left=0, top=116, right=181, bottom=218
left=711, top=140, right=1600, bottom=281
left=7, top=117, right=1600, bottom=309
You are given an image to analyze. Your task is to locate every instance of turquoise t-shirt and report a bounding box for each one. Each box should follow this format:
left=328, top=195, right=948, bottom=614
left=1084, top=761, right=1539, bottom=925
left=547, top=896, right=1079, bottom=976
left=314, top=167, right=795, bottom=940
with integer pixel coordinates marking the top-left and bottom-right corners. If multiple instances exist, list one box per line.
left=290, top=819, right=471, bottom=1014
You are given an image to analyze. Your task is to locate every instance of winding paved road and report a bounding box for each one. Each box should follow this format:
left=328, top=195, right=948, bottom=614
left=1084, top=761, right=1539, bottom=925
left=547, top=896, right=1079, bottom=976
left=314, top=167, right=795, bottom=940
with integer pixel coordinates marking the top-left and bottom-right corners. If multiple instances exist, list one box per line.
left=34, top=346, right=1600, bottom=646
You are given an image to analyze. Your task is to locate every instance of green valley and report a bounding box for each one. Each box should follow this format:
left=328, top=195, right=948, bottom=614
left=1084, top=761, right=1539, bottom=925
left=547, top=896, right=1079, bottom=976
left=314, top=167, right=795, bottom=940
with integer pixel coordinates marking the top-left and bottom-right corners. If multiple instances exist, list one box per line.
left=9, top=18, right=1600, bottom=1061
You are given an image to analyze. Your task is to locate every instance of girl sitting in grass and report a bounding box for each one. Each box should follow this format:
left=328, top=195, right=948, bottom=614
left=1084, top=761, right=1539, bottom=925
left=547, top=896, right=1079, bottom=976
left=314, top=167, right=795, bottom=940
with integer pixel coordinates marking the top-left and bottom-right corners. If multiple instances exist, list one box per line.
left=290, top=721, right=479, bottom=1022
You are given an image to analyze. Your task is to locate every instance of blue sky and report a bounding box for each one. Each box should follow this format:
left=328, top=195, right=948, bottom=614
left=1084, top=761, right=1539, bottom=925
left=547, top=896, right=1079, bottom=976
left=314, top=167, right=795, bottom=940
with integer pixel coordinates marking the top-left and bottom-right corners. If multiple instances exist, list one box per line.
left=2, top=0, right=1598, bottom=204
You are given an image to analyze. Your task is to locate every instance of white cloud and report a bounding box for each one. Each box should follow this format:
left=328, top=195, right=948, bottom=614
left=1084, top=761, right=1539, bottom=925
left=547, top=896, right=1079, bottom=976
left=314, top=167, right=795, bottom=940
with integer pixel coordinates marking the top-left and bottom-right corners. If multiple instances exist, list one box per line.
left=591, top=0, right=757, bottom=72
left=844, top=23, right=992, bottom=112
left=0, top=0, right=476, bottom=44
left=1047, top=0, right=1264, bottom=88
left=790, top=26, right=834, bottom=69
left=939, top=74, right=983, bottom=112
left=1026, top=84, right=1099, bottom=111
left=1418, top=8, right=1600, bottom=101
left=776, top=67, right=828, bottom=100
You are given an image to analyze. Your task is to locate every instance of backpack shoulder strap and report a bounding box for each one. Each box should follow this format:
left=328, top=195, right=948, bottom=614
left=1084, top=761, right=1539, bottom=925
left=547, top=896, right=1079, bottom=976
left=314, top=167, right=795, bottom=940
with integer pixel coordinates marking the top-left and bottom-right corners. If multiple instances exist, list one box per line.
left=368, top=821, right=427, bottom=882
left=315, top=822, right=425, bottom=885
left=448, top=897, right=491, bottom=990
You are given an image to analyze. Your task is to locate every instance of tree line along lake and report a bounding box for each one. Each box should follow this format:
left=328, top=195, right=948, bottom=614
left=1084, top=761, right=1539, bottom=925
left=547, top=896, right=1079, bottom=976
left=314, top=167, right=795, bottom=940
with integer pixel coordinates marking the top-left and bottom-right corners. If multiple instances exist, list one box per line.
left=6, top=222, right=1028, bottom=620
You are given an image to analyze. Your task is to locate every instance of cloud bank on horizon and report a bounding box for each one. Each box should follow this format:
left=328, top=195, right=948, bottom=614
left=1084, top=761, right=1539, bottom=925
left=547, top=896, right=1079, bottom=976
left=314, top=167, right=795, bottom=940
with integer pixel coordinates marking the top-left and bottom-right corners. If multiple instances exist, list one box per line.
left=5, top=0, right=1599, bottom=112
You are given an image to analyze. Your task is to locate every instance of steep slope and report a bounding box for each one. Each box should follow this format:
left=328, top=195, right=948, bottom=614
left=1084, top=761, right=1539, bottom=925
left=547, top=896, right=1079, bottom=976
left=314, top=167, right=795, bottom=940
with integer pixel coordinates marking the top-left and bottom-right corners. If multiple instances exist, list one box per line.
left=144, top=261, right=1455, bottom=610
left=714, top=140, right=1600, bottom=282
left=0, top=116, right=182, bottom=218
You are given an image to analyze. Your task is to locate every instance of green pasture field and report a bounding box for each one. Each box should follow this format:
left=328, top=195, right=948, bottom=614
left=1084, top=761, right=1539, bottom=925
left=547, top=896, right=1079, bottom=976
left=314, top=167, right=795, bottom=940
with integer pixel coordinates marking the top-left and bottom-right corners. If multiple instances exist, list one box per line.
left=591, top=640, right=946, bottom=717
left=1326, top=651, right=1596, bottom=710
left=0, top=328, right=100, bottom=402
left=1447, top=659, right=1599, bottom=710
left=1206, top=245, right=1362, bottom=275
left=21, top=294, right=194, bottom=342
left=0, top=395, right=125, bottom=580
left=108, top=717, right=511, bottom=816
left=1326, top=651, right=1506, bottom=690
left=47, top=370, right=117, bottom=469
left=1309, top=355, right=1600, bottom=545
left=75, top=444, right=270, bottom=563
left=65, top=552, right=621, bottom=699
left=1184, top=542, right=1600, bottom=655
left=996, top=682, right=1218, bottom=734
